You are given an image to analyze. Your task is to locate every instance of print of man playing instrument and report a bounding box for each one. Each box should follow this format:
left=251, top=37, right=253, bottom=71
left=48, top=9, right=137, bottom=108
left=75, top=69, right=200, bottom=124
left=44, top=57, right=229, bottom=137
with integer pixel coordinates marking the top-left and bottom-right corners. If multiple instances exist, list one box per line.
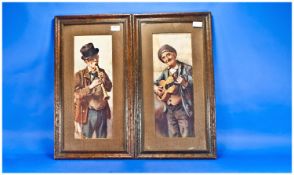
left=154, top=44, right=194, bottom=138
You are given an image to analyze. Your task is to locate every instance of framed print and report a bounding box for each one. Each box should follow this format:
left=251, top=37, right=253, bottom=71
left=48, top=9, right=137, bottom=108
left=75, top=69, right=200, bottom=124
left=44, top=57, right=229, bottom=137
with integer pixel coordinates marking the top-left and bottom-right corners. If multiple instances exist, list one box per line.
left=55, top=12, right=215, bottom=159
left=134, top=13, right=216, bottom=158
left=54, top=14, right=134, bottom=158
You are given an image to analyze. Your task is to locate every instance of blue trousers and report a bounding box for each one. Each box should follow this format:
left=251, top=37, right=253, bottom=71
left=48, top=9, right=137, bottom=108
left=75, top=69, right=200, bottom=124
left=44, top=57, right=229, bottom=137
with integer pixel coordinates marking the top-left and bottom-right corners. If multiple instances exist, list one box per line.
left=82, top=108, right=107, bottom=138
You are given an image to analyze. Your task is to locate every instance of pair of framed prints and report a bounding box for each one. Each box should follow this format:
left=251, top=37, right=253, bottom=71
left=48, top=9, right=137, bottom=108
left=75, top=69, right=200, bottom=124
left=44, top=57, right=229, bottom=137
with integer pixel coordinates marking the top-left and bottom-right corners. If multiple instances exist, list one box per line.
left=54, top=13, right=216, bottom=159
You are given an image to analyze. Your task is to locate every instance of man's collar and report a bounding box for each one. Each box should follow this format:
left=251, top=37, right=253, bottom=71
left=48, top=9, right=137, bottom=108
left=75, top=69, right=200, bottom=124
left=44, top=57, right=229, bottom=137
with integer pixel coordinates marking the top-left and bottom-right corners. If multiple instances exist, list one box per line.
left=82, top=67, right=91, bottom=79
left=168, top=63, right=179, bottom=70
left=87, top=66, right=93, bottom=73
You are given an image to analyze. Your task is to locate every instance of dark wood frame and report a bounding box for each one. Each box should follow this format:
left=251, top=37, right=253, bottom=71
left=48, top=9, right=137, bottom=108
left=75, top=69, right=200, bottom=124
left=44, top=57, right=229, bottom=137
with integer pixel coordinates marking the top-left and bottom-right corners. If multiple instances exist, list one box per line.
left=133, top=12, right=216, bottom=158
left=54, top=14, right=134, bottom=159
left=55, top=12, right=216, bottom=159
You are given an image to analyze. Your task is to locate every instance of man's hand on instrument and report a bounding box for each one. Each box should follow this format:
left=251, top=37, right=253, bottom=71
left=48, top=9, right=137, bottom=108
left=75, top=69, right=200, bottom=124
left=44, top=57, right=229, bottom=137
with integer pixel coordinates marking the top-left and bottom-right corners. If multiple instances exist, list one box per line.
left=176, top=76, right=188, bottom=88
left=154, top=85, right=164, bottom=96
left=89, top=79, right=101, bottom=89
left=98, top=72, right=105, bottom=82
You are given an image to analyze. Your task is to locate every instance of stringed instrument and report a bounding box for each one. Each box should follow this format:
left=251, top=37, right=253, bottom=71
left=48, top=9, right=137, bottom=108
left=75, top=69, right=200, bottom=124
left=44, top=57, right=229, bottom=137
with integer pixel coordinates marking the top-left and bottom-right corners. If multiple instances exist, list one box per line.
left=157, top=75, right=179, bottom=102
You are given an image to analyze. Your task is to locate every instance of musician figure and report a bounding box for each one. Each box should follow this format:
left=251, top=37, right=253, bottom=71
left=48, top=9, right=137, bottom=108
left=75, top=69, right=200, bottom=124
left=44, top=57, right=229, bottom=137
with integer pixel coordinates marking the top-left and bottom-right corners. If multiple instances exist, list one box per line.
left=154, top=44, right=194, bottom=137
left=74, top=43, right=112, bottom=138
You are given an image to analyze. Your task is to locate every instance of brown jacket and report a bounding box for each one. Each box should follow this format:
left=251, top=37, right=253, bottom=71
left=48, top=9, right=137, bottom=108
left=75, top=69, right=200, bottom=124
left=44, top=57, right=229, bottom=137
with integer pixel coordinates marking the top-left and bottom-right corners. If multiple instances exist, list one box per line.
left=74, top=67, right=112, bottom=124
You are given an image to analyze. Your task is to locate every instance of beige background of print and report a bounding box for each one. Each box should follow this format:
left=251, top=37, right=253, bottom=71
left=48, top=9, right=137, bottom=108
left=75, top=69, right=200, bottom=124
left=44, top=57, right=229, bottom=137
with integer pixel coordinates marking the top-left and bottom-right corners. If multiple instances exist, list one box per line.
left=152, top=33, right=193, bottom=80
left=152, top=33, right=193, bottom=137
left=74, top=35, right=113, bottom=139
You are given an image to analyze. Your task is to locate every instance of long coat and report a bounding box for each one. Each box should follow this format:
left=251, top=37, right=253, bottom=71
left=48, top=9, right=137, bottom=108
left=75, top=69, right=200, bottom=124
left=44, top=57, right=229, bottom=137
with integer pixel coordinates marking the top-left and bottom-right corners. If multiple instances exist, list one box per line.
left=74, top=67, right=112, bottom=124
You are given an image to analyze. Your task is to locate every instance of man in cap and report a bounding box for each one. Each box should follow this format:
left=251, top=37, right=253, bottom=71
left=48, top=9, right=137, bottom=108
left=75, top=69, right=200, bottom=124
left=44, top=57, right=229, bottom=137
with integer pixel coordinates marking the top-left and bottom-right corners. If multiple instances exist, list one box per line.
left=74, top=43, right=112, bottom=138
left=154, top=44, right=194, bottom=137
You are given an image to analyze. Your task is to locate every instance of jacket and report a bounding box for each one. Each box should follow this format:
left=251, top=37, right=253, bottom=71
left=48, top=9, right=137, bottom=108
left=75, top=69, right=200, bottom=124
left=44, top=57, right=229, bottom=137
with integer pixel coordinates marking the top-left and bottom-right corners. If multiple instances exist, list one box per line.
left=74, top=67, right=112, bottom=124
left=154, top=60, right=194, bottom=117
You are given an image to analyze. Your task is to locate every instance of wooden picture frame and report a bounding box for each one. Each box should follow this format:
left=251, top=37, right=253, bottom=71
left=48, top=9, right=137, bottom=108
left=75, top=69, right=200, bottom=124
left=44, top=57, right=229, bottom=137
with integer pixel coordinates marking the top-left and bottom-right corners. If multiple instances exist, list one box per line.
left=54, top=14, right=134, bottom=159
left=133, top=13, right=216, bottom=158
left=54, top=12, right=216, bottom=159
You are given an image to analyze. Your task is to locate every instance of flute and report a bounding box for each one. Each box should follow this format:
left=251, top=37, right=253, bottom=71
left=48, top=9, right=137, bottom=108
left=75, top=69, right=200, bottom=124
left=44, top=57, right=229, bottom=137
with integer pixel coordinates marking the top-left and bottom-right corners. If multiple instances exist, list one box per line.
left=94, top=64, right=110, bottom=100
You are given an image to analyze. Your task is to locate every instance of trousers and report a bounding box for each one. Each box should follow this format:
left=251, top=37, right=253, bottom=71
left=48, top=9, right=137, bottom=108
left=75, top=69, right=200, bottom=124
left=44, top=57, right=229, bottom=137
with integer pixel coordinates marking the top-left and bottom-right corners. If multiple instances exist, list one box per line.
left=82, top=108, right=107, bottom=138
left=166, top=104, right=194, bottom=137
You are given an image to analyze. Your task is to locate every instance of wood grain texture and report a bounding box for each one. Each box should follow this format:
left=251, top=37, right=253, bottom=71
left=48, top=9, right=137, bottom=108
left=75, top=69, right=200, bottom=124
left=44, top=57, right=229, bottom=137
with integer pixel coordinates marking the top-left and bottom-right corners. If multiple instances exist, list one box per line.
left=55, top=12, right=216, bottom=159
left=133, top=12, right=216, bottom=159
left=54, top=14, right=134, bottom=159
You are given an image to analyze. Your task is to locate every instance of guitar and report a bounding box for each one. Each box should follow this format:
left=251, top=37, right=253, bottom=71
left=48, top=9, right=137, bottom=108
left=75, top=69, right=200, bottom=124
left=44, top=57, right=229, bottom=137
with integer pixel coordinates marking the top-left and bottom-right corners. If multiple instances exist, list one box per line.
left=156, top=75, right=179, bottom=102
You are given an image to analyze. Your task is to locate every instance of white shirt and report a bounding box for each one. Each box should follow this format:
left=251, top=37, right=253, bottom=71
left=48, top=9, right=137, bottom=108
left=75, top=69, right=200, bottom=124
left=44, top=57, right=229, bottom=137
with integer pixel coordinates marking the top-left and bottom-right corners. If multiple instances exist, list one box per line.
left=169, top=65, right=179, bottom=76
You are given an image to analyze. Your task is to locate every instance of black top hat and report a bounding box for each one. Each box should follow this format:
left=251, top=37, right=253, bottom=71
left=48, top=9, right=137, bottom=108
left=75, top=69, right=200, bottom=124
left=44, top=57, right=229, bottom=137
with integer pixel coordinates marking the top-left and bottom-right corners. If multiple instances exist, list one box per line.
left=80, top=43, right=99, bottom=60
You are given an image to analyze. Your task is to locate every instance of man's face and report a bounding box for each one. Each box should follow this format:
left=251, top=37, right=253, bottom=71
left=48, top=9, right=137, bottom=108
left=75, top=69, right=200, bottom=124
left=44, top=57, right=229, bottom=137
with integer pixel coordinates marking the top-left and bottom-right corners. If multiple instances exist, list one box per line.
left=85, top=54, right=99, bottom=72
left=161, top=51, right=177, bottom=68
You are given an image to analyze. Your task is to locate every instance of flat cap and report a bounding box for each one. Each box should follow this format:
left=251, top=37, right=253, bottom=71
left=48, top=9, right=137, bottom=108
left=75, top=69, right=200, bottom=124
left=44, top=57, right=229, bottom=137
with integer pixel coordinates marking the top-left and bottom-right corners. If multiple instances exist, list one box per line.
left=157, top=44, right=177, bottom=62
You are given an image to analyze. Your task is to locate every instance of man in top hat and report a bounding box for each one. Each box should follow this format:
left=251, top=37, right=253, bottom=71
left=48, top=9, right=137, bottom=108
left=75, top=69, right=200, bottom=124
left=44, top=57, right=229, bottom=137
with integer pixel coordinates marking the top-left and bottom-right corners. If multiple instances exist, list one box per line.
left=154, top=44, right=194, bottom=137
left=74, top=42, right=112, bottom=138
